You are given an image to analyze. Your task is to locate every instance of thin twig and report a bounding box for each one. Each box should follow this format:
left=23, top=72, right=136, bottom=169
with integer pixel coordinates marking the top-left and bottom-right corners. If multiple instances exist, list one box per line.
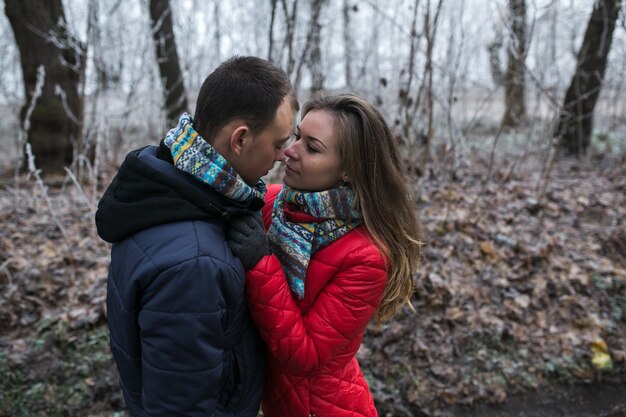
left=536, top=138, right=558, bottom=204
left=468, top=122, right=506, bottom=220
left=54, top=84, right=80, bottom=125
left=14, top=65, right=46, bottom=211
left=25, top=143, right=74, bottom=252
left=0, top=257, right=14, bottom=288
left=64, top=167, right=95, bottom=214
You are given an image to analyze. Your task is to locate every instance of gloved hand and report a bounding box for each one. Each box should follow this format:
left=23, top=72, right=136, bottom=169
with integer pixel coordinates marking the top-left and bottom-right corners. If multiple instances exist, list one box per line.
left=227, top=212, right=269, bottom=270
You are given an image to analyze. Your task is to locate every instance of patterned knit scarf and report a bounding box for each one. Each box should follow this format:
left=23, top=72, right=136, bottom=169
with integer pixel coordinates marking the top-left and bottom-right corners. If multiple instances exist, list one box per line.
left=163, top=113, right=267, bottom=203
left=268, top=185, right=362, bottom=299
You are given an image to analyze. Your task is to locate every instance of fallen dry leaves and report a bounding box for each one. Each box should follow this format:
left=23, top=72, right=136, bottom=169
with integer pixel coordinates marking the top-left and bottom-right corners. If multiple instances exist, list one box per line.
left=0, top=182, right=110, bottom=336
left=361, top=154, right=626, bottom=416
left=0, top=153, right=625, bottom=416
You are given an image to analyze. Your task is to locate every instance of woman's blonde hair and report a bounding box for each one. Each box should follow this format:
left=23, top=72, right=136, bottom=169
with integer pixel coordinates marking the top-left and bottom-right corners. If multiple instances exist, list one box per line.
left=301, top=93, right=422, bottom=322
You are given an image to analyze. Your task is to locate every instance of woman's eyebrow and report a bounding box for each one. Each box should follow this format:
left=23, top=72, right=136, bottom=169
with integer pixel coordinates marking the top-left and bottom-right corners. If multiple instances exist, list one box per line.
left=298, top=124, right=327, bottom=149
left=308, top=136, right=327, bottom=150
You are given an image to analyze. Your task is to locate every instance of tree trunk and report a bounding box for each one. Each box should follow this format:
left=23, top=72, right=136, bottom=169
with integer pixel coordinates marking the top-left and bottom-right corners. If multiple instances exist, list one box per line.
left=418, top=0, right=444, bottom=176
left=5, top=0, right=85, bottom=174
left=268, top=0, right=278, bottom=62
left=554, top=0, right=621, bottom=156
left=502, top=0, right=527, bottom=128
left=281, top=0, right=299, bottom=77
left=212, top=0, right=222, bottom=64
left=148, top=0, right=188, bottom=127
left=308, top=0, right=326, bottom=94
left=399, top=0, right=421, bottom=141
left=487, top=29, right=504, bottom=87
left=343, top=0, right=354, bottom=88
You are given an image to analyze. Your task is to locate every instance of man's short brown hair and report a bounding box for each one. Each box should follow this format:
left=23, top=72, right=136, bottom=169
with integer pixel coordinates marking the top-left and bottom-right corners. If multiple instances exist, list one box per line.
left=193, top=56, right=298, bottom=142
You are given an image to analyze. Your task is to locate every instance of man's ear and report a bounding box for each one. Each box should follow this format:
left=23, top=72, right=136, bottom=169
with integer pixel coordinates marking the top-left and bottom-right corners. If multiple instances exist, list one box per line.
left=229, top=125, right=249, bottom=157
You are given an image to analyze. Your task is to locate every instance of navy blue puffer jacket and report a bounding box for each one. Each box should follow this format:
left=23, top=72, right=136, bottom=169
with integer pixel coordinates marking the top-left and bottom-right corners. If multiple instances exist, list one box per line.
left=96, top=145, right=265, bottom=417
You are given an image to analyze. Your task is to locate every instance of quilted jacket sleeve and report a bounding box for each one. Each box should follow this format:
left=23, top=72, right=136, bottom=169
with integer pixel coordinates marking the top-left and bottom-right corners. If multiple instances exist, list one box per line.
left=246, top=243, right=387, bottom=373
left=137, top=256, right=232, bottom=417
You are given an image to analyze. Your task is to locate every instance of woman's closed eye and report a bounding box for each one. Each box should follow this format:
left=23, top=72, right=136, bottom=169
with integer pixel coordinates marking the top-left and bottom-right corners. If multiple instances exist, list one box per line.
left=292, top=125, right=320, bottom=153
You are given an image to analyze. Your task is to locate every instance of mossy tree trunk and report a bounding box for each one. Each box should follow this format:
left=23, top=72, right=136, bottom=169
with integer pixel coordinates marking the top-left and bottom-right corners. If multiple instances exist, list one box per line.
left=5, top=0, right=85, bottom=174
left=554, top=0, right=621, bottom=156
left=148, top=0, right=188, bottom=127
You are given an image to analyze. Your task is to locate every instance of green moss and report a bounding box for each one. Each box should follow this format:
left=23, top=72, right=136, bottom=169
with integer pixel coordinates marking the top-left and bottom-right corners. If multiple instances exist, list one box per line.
left=0, top=320, right=126, bottom=417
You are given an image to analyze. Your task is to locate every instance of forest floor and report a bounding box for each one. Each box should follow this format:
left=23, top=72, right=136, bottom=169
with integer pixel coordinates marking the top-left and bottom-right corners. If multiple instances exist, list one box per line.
left=0, top=148, right=625, bottom=417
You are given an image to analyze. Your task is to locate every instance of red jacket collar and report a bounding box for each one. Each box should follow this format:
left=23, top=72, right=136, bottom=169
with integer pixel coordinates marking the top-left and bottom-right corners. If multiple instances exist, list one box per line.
left=284, top=203, right=321, bottom=223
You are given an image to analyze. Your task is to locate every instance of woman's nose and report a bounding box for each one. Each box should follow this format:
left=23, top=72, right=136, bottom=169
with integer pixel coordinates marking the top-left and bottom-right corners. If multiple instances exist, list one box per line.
left=284, top=144, right=299, bottom=160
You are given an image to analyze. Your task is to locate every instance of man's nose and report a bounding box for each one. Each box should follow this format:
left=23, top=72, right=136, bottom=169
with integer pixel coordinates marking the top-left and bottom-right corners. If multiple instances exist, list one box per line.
left=275, top=148, right=286, bottom=162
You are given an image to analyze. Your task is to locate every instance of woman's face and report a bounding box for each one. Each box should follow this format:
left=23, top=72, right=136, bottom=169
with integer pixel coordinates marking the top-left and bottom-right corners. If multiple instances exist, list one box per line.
left=283, top=109, right=345, bottom=192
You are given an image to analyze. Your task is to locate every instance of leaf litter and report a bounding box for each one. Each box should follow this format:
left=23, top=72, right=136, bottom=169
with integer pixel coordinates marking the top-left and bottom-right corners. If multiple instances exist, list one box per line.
left=0, top=154, right=625, bottom=416
left=361, top=154, right=626, bottom=416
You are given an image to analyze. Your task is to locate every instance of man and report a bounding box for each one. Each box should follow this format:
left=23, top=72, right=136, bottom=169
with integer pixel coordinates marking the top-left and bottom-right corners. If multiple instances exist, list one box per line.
left=95, top=56, right=298, bottom=417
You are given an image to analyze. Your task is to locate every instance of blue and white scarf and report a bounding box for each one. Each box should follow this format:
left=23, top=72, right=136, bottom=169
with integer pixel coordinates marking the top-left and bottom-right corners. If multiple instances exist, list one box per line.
left=268, top=185, right=362, bottom=299
left=163, top=113, right=266, bottom=203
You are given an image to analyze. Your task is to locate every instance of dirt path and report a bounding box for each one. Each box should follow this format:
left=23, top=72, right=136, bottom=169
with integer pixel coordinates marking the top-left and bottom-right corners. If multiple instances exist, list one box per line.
left=445, top=383, right=626, bottom=417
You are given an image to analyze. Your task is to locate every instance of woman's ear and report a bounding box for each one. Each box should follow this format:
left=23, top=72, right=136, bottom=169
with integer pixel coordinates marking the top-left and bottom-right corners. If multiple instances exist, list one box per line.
left=341, top=173, right=351, bottom=183
left=229, top=125, right=249, bottom=156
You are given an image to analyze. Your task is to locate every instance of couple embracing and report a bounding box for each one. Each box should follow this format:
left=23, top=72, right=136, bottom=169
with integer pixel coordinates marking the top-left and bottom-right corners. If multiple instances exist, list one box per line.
left=96, top=56, right=421, bottom=417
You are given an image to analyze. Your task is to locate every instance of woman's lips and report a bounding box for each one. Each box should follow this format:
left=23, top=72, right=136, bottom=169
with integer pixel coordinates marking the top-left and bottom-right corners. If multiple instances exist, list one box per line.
left=285, top=164, right=298, bottom=174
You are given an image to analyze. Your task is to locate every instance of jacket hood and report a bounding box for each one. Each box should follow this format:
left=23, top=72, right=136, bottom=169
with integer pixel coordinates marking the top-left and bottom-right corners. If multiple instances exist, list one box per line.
left=95, top=145, right=263, bottom=243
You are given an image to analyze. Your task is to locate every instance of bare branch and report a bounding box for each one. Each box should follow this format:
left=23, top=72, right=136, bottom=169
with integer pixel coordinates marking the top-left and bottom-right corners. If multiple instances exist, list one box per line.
left=55, top=84, right=81, bottom=125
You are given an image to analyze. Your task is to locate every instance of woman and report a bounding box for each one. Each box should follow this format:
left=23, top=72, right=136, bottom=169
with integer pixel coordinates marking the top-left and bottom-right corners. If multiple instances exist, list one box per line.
left=228, top=93, right=422, bottom=417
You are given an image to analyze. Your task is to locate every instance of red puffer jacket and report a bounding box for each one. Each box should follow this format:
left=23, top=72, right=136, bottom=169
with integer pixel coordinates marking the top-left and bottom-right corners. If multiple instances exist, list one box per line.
left=246, top=184, right=388, bottom=417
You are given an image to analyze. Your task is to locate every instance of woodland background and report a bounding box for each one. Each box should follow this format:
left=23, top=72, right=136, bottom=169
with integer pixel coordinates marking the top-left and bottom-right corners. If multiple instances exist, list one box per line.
left=0, top=0, right=625, bottom=416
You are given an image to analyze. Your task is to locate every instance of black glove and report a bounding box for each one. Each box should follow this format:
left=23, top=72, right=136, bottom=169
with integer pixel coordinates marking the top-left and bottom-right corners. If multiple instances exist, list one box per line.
left=227, top=212, right=269, bottom=270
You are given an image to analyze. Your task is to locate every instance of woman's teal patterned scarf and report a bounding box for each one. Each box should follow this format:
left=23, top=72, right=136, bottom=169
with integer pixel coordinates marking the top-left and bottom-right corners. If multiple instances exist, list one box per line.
left=268, top=185, right=362, bottom=299
left=163, top=113, right=266, bottom=203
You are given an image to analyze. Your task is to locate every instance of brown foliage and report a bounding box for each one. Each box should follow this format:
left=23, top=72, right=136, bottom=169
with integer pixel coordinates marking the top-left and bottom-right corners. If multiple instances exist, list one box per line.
left=0, top=153, right=625, bottom=416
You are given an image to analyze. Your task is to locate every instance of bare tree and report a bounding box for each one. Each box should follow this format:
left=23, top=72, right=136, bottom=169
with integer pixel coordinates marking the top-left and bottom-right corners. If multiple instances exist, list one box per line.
left=148, top=0, right=188, bottom=127
left=280, top=0, right=299, bottom=77
left=398, top=0, right=444, bottom=176
left=399, top=0, right=421, bottom=141
left=417, top=0, right=444, bottom=174
left=487, top=27, right=504, bottom=87
left=308, top=0, right=327, bottom=94
left=212, top=0, right=222, bottom=64
left=343, top=0, right=354, bottom=88
left=554, top=0, right=621, bottom=156
left=502, top=0, right=527, bottom=128
left=5, top=0, right=85, bottom=174
left=268, top=0, right=279, bottom=61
